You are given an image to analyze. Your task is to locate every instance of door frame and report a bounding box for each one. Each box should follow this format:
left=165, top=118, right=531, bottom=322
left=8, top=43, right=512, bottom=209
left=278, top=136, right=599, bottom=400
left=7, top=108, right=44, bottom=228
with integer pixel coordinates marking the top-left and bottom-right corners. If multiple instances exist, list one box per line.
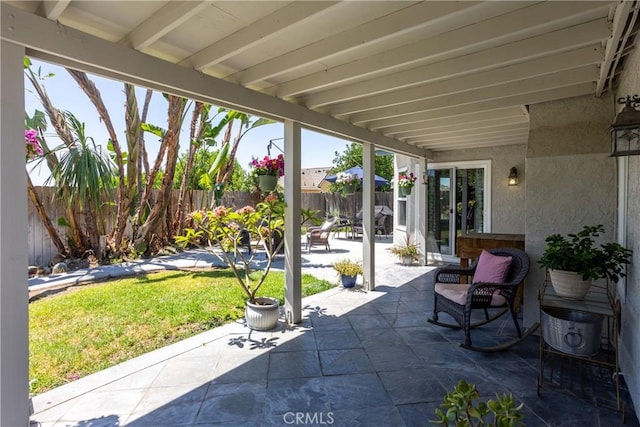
left=427, top=160, right=492, bottom=261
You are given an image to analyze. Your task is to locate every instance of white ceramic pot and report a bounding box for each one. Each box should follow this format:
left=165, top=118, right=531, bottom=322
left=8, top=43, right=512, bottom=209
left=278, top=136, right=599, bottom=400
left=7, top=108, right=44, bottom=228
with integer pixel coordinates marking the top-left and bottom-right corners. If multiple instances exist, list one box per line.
left=245, top=297, right=280, bottom=330
left=401, top=256, right=414, bottom=266
left=549, top=269, right=591, bottom=299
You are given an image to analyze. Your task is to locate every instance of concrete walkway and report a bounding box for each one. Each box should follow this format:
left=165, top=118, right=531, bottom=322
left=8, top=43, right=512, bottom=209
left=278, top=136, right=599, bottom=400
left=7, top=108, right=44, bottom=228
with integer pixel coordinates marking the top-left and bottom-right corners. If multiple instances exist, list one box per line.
left=29, top=237, right=637, bottom=426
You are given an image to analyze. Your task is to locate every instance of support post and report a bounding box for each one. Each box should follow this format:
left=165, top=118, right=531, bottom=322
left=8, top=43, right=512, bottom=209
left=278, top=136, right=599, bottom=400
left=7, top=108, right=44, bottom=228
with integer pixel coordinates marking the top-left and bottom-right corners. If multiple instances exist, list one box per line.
left=0, top=40, right=29, bottom=425
left=284, top=120, right=302, bottom=324
left=362, top=143, right=375, bottom=291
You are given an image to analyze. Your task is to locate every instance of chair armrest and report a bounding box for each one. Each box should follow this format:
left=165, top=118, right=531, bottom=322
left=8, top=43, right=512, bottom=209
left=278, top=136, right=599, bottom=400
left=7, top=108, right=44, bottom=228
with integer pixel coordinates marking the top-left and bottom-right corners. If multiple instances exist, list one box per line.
left=435, top=265, right=475, bottom=283
left=466, top=282, right=520, bottom=306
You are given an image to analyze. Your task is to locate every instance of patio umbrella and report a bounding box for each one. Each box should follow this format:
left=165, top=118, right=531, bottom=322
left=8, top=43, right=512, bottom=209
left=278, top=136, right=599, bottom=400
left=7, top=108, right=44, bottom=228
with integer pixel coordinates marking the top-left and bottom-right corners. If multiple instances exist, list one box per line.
left=324, top=166, right=389, bottom=187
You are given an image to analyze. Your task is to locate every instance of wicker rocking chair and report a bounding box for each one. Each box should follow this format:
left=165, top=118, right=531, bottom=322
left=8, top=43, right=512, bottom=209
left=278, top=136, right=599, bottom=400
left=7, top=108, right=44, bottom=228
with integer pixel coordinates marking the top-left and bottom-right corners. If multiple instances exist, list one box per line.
left=428, top=247, right=538, bottom=352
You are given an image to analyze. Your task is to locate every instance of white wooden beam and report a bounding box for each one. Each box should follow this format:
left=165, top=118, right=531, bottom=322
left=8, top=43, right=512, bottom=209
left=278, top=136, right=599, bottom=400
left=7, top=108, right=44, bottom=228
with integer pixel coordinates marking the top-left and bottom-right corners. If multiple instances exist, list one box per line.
left=420, top=137, right=529, bottom=151
left=38, top=0, right=70, bottom=20
left=367, top=83, right=594, bottom=130
left=381, top=107, right=527, bottom=135
left=405, top=128, right=530, bottom=145
left=596, top=1, right=633, bottom=96
left=277, top=8, right=610, bottom=99
left=284, top=120, right=302, bottom=324
left=233, top=1, right=481, bottom=85
left=0, top=40, right=29, bottom=427
left=398, top=120, right=530, bottom=140
left=413, top=132, right=530, bottom=148
left=183, top=2, right=339, bottom=70
left=329, top=45, right=603, bottom=116
left=121, top=1, right=210, bottom=50
left=354, top=67, right=598, bottom=125
left=0, top=4, right=426, bottom=159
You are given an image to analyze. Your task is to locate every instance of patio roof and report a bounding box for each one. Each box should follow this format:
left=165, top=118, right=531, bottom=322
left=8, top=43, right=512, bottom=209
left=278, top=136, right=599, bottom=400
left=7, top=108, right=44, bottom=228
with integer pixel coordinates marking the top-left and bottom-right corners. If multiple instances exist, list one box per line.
left=2, top=1, right=638, bottom=154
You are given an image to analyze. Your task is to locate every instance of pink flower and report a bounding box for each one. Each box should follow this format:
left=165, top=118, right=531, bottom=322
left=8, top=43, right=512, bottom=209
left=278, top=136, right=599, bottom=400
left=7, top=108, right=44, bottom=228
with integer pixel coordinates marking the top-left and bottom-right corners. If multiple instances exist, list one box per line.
left=236, top=206, right=255, bottom=215
left=25, top=129, right=43, bottom=160
left=250, top=154, right=285, bottom=177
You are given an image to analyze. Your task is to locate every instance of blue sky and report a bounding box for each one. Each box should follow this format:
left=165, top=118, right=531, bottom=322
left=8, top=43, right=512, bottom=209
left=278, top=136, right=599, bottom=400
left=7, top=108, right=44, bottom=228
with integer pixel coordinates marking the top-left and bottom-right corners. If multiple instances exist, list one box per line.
left=25, top=59, right=349, bottom=185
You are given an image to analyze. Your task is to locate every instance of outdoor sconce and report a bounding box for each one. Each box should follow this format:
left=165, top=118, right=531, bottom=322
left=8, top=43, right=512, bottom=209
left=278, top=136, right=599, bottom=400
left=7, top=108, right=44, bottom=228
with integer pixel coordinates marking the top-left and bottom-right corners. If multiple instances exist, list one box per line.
left=422, top=171, right=428, bottom=185
left=508, top=167, right=518, bottom=186
left=611, top=95, right=640, bottom=156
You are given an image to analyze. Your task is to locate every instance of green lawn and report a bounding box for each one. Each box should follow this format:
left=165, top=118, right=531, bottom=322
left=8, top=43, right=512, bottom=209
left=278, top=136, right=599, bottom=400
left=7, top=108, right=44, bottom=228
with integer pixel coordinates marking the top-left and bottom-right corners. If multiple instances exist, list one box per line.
left=29, top=269, right=334, bottom=394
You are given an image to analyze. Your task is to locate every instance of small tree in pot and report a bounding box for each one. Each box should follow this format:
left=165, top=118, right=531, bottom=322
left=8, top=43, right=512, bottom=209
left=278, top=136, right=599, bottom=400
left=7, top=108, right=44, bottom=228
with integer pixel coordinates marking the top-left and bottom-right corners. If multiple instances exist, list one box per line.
left=538, top=225, right=632, bottom=299
left=175, top=193, right=285, bottom=330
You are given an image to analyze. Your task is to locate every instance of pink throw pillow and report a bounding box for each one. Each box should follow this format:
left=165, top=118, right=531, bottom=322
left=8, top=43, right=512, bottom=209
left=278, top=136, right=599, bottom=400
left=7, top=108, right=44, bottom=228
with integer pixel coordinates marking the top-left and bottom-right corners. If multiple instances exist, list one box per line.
left=472, top=250, right=512, bottom=283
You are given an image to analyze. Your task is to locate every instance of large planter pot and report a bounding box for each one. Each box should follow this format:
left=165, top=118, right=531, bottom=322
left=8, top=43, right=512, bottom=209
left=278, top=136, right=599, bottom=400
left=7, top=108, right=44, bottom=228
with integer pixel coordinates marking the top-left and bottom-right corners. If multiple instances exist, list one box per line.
left=549, top=269, right=591, bottom=299
left=245, top=297, right=280, bottom=330
left=258, top=174, right=278, bottom=192
left=342, top=183, right=356, bottom=195
left=340, top=274, right=357, bottom=288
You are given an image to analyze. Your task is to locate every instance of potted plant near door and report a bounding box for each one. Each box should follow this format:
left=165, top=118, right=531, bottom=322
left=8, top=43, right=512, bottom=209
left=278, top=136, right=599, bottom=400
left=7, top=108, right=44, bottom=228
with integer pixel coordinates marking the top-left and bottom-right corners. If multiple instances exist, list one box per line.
left=175, top=193, right=285, bottom=330
left=387, top=231, right=421, bottom=265
left=538, top=225, right=632, bottom=299
left=332, top=258, right=363, bottom=288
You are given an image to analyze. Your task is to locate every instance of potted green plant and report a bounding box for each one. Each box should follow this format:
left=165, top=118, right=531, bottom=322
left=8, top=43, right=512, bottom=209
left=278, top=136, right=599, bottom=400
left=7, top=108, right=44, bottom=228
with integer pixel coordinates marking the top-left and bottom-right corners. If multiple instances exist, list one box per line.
left=175, top=193, right=285, bottom=330
left=250, top=154, right=284, bottom=192
left=332, top=258, right=363, bottom=288
left=387, top=231, right=421, bottom=265
left=538, top=225, right=632, bottom=299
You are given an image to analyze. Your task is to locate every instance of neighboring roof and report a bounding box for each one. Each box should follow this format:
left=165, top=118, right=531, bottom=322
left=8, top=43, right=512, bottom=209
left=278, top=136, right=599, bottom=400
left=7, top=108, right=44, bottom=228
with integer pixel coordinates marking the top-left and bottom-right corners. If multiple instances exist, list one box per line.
left=301, top=167, right=332, bottom=190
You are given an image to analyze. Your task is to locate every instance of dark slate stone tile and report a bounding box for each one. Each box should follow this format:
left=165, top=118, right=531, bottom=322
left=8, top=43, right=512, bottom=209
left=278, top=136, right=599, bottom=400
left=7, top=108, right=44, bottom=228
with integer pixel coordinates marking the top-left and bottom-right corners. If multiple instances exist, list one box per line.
left=314, top=329, right=361, bottom=350
left=347, top=304, right=381, bottom=315
left=486, top=360, right=539, bottom=396
left=346, top=313, right=391, bottom=330
left=411, top=341, right=477, bottom=366
left=520, top=388, right=601, bottom=426
left=378, top=368, right=447, bottom=405
left=429, top=364, right=508, bottom=399
left=324, top=373, right=393, bottom=411
left=397, top=402, right=442, bottom=426
left=383, top=312, right=430, bottom=328
left=264, top=377, right=330, bottom=415
left=268, top=350, right=322, bottom=380
left=127, top=385, right=207, bottom=426
left=395, top=326, right=449, bottom=346
left=371, top=301, right=403, bottom=314
left=354, top=326, right=404, bottom=346
left=310, top=314, right=353, bottom=331
left=196, top=382, right=265, bottom=424
left=364, top=341, right=426, bottom=372
left=212, top=355, right=269, bottom=384
left=319, top=349, right=374, bottom=375
left=329, top=405, right=406, bottom=427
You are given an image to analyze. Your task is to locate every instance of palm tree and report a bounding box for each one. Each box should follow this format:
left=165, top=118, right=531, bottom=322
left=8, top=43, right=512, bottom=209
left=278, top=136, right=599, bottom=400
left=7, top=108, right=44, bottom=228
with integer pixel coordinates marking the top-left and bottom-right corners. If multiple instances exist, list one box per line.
left=48, top=112, right=117, bottom=255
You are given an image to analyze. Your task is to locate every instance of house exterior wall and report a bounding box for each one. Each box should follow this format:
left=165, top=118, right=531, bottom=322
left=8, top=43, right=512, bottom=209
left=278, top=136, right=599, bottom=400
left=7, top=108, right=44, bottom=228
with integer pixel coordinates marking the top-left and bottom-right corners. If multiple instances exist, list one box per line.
left=523, top=94, right=617, bottom=329
left=615, top=40, right=640, bottom=415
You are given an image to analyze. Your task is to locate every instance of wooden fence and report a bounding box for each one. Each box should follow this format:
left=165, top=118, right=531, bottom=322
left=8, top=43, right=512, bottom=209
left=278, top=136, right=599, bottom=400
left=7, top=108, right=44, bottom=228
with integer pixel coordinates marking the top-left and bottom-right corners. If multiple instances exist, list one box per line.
left=27, top=187, right=393, bottom=266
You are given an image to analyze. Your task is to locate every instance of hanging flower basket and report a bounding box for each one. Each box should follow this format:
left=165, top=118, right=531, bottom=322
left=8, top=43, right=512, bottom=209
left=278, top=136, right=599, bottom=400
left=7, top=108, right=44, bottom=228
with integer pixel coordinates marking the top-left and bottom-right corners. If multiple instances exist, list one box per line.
left=258, top=174, right=278, bottom=192
left=399, top=185, right=413, bottom=196
left=397, top=172, right=417, bottom=197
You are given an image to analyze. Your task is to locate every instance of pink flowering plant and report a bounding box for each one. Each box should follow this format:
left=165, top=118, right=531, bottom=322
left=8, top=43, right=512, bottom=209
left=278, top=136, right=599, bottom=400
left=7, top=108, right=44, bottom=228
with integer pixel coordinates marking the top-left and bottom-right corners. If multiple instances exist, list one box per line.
left=397, top=172, right=417, bottom=189
left=175, top=194, right=285, bottom=303
left=250, top=154, right=284, bottom=177
left=25, top=129, right=44, bottom=161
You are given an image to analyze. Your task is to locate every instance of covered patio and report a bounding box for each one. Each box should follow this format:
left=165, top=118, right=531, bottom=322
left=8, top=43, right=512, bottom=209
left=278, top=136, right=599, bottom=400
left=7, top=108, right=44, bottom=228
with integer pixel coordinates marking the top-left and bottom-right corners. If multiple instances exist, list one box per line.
left=1, top=1, right=640, bottom=425
left=29, top=238, right=634, bottom=425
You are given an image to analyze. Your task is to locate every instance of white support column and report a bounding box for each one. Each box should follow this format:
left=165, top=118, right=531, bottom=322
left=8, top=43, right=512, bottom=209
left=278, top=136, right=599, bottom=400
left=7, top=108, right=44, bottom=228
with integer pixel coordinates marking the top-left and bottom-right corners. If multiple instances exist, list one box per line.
left=283, top=120, right=302, bottom=324
left=418, top=157, right=429, bottom=265
left=362, top=143, right=375, bottom=291
left=0, top=41, right=29, bottom=425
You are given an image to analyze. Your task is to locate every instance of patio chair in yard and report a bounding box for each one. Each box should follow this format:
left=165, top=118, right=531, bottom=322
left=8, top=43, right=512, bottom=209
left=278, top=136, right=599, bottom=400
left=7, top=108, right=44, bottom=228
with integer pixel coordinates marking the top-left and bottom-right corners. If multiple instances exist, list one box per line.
left=428, top=247, right=539, bottom=352
left=306, top=217, right=338, bottom=252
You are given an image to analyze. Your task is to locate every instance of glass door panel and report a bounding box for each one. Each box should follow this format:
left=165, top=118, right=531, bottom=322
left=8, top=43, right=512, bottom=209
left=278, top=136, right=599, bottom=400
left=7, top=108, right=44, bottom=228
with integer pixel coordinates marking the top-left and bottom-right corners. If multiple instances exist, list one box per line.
left=427, top=169, right=452, bottom=256
left=455, top=168, right=485, bottom=237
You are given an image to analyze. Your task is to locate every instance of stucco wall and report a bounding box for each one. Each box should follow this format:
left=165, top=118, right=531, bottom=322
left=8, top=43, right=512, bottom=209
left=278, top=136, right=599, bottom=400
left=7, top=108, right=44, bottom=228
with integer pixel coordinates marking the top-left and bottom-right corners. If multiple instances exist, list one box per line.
left=614, top=40, right=640, bottom=415
left=523, top=94, right=617, bottom=329
left=430, top=144, right=526, bottom=234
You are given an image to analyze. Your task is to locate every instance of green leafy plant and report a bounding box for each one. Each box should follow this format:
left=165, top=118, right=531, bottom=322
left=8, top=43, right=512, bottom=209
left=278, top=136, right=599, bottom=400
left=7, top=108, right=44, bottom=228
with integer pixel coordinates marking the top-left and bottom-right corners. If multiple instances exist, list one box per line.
left=387, top=231, right=421, bottom=261
left=538, top=225, right=632, bottom=281
left=332, top=258, right=363, bottom=277
left=432, top=380, right=525, bottom=426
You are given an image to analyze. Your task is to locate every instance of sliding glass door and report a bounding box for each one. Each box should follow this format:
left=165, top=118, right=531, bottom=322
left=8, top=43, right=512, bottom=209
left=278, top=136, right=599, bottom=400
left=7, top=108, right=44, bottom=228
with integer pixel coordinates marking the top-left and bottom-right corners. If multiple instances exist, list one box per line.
left=427, top=161, right=490, bottom=258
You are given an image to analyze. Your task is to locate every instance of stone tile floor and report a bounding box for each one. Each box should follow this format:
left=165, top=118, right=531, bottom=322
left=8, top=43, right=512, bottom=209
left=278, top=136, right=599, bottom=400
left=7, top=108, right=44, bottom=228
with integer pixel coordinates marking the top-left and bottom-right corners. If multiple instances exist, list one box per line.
left=29, top=238, right=638, bottom=426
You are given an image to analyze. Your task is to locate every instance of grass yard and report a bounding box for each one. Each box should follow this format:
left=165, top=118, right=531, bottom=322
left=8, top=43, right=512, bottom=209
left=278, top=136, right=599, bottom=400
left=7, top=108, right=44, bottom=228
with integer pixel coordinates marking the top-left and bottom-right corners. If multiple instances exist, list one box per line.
left=29, top=269, right=334, bottom=394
